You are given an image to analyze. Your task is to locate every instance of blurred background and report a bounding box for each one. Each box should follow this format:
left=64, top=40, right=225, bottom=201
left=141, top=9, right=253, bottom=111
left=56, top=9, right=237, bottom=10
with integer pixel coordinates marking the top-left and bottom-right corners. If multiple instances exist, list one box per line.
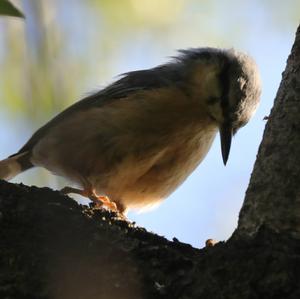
left=0, top=0, right=299, bottom=248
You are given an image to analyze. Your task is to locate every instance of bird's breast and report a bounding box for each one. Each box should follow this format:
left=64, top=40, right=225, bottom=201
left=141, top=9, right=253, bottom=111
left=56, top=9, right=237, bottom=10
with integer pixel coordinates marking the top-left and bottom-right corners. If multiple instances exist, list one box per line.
left=100, top=122, right=218, bottom=210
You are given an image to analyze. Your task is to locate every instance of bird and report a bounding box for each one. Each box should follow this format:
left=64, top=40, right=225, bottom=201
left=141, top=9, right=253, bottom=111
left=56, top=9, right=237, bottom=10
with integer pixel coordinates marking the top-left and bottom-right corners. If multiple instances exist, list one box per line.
left=0, top=47, right=261, bottom=214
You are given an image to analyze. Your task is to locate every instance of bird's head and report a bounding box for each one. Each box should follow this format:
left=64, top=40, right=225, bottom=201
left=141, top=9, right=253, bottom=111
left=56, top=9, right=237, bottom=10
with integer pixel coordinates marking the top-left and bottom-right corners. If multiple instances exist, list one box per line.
left=179, top=48, right=261, bottom=164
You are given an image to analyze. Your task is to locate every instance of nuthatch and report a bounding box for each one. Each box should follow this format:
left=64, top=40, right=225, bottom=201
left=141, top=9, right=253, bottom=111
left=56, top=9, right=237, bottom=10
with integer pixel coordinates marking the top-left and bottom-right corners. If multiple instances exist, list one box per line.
left=0, top=48, right=261, bottom=214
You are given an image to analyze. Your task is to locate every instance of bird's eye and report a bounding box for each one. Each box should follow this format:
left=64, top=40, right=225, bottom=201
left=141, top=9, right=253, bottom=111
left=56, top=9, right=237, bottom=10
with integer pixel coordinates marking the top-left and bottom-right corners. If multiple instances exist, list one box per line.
left=207, top=96, right=219, bottom=105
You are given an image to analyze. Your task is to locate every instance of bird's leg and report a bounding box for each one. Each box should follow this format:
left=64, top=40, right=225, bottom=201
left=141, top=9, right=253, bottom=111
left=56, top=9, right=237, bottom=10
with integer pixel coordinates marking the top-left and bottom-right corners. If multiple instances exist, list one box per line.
left=60, top=186, right=118, bottom=212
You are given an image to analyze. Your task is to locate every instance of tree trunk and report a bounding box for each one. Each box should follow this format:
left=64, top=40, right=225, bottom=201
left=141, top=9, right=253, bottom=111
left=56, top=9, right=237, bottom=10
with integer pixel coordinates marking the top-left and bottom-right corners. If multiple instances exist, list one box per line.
left=234, top=24, right=300, bottom=240
left=1, top=25, right=300, bottom=299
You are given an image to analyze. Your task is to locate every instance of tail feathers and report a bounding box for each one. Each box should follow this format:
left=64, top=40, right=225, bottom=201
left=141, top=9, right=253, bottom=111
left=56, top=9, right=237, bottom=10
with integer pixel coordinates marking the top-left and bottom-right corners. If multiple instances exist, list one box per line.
left=0, top=151, right=33, bottom=181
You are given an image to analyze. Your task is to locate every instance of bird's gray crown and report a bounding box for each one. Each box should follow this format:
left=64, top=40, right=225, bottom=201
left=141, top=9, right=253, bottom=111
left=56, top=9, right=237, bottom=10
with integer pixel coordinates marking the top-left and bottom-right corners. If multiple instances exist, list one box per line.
left=176, top=47, right=261, bottom=130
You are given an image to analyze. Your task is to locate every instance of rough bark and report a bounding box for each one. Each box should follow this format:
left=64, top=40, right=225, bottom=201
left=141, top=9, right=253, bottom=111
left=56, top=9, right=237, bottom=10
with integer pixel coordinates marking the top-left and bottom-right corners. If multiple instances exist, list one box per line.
left=235, top=24, right=300, bottom=239
left=1, top=25, right=300, bottom=299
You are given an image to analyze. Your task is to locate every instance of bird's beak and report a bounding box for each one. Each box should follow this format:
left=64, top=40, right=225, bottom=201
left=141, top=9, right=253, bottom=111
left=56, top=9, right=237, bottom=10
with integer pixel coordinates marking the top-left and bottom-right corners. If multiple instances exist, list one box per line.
left=220, top=123, right=233, bottom=165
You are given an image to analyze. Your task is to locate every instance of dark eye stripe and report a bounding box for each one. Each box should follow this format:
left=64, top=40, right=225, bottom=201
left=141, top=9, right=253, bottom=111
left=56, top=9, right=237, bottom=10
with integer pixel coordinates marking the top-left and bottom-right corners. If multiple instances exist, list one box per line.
left=219, top=58, right=231, bottom=122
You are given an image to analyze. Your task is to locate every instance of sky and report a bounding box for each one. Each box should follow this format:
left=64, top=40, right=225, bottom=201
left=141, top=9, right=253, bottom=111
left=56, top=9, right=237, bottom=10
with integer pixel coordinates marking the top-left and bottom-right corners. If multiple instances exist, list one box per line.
left=0, top=0, right=299, bottom=248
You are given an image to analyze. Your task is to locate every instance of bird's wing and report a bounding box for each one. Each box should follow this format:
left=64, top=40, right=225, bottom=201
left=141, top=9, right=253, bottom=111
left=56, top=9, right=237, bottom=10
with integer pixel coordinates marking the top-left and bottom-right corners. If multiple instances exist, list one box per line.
left=14, top=64, right=185, bottom=155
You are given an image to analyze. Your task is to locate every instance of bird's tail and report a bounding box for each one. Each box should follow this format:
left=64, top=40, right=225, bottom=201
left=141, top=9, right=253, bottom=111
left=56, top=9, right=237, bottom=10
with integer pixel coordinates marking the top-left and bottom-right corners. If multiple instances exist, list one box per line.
left=0, top=151, right=33, bottom=181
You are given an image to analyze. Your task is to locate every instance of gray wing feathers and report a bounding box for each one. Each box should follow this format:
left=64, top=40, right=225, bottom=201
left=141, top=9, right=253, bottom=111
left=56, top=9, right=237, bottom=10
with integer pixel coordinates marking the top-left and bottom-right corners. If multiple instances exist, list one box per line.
left=16, top=64, right=185, bottom=154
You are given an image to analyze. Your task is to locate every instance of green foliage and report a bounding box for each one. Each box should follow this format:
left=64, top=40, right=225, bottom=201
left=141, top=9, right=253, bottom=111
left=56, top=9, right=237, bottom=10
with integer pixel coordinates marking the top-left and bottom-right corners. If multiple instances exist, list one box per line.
left=0, top=0, right=24, bottom=18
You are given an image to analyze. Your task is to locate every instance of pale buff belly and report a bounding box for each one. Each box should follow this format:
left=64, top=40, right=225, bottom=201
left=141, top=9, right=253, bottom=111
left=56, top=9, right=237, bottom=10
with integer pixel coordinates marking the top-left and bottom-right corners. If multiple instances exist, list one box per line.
left=97, top=128, right=218, bottom=210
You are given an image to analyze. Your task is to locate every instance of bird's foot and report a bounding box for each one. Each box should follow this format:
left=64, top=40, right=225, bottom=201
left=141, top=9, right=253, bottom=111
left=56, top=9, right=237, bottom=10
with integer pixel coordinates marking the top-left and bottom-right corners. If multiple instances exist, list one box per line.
left=89, top=192, right=118, bottom=212
left=60, top=186, right=118, bottom=212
